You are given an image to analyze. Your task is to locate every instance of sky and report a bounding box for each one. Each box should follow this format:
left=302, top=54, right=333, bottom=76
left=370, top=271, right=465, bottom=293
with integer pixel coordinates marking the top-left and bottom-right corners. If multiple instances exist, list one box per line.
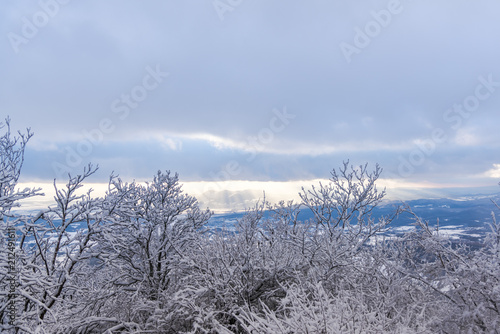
left=2, top=0, right=500, bottom=212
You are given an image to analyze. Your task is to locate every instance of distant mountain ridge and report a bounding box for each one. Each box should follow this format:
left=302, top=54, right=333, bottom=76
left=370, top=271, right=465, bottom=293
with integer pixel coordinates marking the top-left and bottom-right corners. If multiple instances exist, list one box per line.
left=208, top=193, right=500, bottom=242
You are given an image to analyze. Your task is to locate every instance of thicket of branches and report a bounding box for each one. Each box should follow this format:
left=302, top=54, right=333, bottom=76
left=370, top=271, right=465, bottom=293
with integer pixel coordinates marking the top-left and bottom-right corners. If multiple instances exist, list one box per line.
left=1, top=120, right=499, bottom=333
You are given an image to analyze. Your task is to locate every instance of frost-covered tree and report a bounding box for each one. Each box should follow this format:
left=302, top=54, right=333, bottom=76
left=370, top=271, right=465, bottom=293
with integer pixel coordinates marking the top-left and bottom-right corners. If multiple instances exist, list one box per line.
left=0, top=118, right=41, bottom=216
left=0, top=118, right=41, bottom=332
left=298, top=162, right=401, bottom=293
left=14, top=164, right=110, bottom=333
left=181, top=199, right=303, bottom=331
left=299, top=161, right=389, bottom=243
left=380, top=198, right=500, bottom=332
left=83, top=171, right=212, bottom=332
left=187, top=163, right=405, bottom=333
left=236, top=279, right=435, bottom=334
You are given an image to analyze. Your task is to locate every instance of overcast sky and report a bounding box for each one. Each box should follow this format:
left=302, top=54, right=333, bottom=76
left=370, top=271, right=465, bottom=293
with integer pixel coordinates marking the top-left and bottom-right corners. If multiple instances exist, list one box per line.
left=2, top=0, right=500, bottom=211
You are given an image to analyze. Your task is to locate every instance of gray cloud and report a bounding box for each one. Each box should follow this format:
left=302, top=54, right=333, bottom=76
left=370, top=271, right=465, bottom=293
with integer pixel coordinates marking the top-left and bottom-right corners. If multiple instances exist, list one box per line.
left=2, top=0, right=499, bottom=194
